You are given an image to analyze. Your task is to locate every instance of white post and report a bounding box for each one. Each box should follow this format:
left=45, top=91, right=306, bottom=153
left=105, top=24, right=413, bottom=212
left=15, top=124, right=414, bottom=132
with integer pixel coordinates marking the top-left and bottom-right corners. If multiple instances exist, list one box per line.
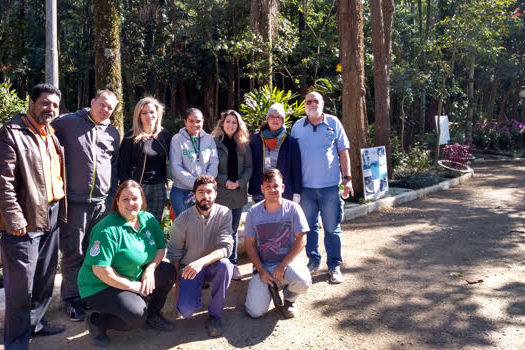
left=45, top=0, right=58, bottom=88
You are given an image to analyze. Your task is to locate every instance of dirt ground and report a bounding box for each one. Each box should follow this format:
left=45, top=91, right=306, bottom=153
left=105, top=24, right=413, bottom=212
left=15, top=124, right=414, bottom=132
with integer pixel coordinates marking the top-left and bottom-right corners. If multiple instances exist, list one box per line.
left=26, top=160, right=525, bottom=349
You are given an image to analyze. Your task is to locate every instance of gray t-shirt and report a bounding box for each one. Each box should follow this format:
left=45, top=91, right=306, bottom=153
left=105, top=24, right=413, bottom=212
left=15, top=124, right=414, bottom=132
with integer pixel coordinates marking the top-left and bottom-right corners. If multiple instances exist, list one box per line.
left=244, top=199, right=309, bottom=266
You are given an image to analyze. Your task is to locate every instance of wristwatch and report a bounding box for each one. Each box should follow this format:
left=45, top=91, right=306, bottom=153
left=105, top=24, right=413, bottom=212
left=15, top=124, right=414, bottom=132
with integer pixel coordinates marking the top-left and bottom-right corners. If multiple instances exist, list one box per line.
left=343, top=176, right=352, bottom=181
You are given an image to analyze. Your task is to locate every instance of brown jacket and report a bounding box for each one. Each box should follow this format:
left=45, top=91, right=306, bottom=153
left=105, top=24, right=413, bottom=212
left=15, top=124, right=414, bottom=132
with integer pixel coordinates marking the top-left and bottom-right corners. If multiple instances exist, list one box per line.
left=0, top=114, right=67, bottom=236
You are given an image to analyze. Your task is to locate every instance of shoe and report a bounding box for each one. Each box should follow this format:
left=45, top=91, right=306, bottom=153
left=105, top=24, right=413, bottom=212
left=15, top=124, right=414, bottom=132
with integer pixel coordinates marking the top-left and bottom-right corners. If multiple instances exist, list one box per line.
left=86, top=313, right=110, bottom=347
left=31, top=324, right=65, bottom=337
left=145, top=312, right=175, bottom=331
left=307, top=262, right=321, bottom=274
left=202, top=281, right=210, bottom=289
left=329, top=266, right=344, bottom=284
left=281, top=300, right=298, bottom=318
left=268, top=281, right=283, bottom=307
left=232, top=265, right=242, bottom=280
left=205, top=316, right=224, bottom=337
left=66, top=297, right=86, bottom=322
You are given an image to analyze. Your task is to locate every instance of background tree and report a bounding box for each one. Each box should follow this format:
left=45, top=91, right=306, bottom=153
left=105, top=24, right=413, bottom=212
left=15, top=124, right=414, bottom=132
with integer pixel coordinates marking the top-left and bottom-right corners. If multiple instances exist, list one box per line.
left=338, top=0, right=369, bottom=197
left=94, top=0, right=124, bottom=132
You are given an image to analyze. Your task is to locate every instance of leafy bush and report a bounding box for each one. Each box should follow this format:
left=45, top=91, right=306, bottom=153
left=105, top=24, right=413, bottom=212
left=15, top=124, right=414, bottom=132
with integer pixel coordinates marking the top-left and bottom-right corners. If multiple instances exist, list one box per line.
left=442, top=143, right=473, bottom=166
left=473, top=119, right=525, bottom=150
left=0, top=83, right=28, bottom=125
left=391, top=136, right=432, bottom=178
left=240, top=85, right=304, bottom=131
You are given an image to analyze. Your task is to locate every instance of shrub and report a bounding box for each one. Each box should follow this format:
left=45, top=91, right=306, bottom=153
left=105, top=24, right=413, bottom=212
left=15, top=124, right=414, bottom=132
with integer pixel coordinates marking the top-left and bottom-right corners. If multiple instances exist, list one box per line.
left=240, top=85, right=304, bottom=131
left=442, top=143, right=472, bottom=166
left=473, top=119, right=525, bottom=150
left=391, top=137, right=432, bottom=178
left=0, top=83, right=28, bottom=125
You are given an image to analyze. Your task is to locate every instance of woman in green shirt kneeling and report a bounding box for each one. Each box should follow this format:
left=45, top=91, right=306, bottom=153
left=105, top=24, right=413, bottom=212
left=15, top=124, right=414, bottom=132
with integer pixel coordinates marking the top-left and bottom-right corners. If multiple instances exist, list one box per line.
left=78, top=180, right=176, bottom=347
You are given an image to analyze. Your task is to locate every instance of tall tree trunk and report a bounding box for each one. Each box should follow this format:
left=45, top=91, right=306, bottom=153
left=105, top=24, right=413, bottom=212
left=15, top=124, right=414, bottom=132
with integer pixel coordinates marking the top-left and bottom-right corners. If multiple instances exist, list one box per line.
left=498, top=77, right=516, bottom=121
left=338, top=0, right=369, bottom=198
left=298, top=0, right=308, bottom=95
left=94, top=0, right=124, bottom=134
left=250, top=0, right=278, bottom=89
left=227, top=60, right=235, bottom=109
left=370, top=0, right=394, bottom=178
left=487, top=72, right=499, bottom=120
left=465, top=56, right=475, bottom=144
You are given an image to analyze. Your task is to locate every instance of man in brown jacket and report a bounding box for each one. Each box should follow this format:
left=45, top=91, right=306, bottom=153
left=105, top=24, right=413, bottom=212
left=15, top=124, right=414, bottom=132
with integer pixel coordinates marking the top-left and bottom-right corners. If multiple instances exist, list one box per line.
left=0, top=83, right=67, bottom=350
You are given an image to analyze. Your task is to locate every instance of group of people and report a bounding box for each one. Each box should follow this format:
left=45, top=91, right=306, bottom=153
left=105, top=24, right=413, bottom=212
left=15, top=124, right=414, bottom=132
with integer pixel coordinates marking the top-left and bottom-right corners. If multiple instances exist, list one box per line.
left=0, top=83, right=353, bottom=349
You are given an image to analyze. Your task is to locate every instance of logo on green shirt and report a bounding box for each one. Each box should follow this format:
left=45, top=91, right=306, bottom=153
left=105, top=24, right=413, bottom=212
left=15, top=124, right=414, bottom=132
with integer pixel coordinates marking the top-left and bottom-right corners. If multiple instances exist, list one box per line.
left=90, top=240, right=101, bottom=256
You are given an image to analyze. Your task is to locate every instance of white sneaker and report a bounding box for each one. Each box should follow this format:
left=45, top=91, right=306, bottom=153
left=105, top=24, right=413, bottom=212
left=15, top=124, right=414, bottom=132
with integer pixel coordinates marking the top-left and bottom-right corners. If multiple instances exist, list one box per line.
left=232, top=265, right=242, bottom=280
left=329, top=266, right=344, bottom=284
left=307, top=262, right=321, bottom=274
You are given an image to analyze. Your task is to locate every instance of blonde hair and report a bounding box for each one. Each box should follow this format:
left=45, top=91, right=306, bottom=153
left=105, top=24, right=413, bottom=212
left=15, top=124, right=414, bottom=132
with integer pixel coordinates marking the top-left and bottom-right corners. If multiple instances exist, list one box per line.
left=131, top=97, right=165, bottom=142
left=211, top=110, right=250, bottom=152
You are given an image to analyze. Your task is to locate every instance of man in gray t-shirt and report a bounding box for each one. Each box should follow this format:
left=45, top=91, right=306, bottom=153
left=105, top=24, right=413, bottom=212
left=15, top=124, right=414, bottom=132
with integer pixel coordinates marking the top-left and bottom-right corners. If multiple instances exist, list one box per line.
left=244, top=169, right=311, bottom=318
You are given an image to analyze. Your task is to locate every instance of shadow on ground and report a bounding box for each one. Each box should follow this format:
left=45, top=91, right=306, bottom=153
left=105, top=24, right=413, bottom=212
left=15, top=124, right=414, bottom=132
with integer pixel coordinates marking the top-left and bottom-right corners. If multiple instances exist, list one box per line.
left=312, top=162, right=525, bottom=348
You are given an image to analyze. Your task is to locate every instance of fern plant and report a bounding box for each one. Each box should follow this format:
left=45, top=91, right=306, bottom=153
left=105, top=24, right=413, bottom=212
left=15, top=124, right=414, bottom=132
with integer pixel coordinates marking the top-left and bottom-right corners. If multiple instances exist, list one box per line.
left=240, top=85, right=304, bottom=131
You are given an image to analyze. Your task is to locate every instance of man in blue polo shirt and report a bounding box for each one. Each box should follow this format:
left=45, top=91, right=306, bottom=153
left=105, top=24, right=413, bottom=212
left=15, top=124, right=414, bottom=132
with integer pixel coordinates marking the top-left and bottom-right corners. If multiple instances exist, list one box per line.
left=291, top=91, right=353, bottom=284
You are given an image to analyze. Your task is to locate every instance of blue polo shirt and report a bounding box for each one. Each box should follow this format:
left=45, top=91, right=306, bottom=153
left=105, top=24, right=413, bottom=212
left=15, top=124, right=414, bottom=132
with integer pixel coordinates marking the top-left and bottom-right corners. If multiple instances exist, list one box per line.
left=291, top=114, right=350, bottom=188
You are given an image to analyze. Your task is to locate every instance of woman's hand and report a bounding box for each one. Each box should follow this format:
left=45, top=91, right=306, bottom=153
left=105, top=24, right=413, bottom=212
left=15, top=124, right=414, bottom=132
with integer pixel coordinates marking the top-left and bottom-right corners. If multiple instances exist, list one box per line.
left=128, top=281, right=146, bottom=296
left=140, top=265, right=156, bottom=295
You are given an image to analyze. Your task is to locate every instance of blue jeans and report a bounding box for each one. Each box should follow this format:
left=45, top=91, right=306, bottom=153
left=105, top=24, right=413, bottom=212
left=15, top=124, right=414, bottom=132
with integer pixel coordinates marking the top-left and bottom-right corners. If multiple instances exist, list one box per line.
left=177, top=258, right=233, bottom=320
left=229, top=207, right=243, bottom=265
left=300, top=186, right=343, bottom=269
left=170, top=186, right=192, bottom=217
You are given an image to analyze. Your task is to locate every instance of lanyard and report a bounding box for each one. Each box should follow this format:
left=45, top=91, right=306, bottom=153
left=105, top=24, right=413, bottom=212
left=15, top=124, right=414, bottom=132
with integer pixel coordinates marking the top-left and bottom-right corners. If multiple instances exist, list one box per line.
left=25, top=115, right=51, bottom=157
left=191, top=134, right=201, bottom=161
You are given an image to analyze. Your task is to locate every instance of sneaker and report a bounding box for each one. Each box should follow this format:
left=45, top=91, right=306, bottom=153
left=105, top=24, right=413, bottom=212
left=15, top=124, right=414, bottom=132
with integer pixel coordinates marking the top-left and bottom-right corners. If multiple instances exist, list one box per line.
left=145, top=312, right=175, bottom=331
left=205, top=316, right=224, bottom=337
left=66, top=297, right=86, bottom=322
left=329, top=266, right=344, bottom=284
left=86, top=313, right=110, bottom=347
left=307, top=262, right=321, bottom=274
left=232, top=265, right=242, bottom=280
left=281, top=300, right=298, bottom=318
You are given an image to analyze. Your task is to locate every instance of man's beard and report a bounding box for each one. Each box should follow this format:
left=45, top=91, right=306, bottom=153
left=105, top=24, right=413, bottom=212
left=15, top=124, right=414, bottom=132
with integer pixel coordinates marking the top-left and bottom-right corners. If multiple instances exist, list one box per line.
left=196, top=199, right=214, bottom=211
left=36, top=111, right=54, bottom=124
left=305, top=107, right=322, bottom=119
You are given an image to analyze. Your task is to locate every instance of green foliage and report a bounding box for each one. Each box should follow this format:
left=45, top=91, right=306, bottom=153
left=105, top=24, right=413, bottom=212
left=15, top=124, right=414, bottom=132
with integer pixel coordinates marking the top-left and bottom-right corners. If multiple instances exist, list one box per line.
left=313, top=77, right=341, bottom=118
left=240, top=85, right=304, bottom=131
left=473, top=119, right=525, bottom=150
left=0, top=83, right=28, bottom=125
left=391, top=136, right=432, bottom=178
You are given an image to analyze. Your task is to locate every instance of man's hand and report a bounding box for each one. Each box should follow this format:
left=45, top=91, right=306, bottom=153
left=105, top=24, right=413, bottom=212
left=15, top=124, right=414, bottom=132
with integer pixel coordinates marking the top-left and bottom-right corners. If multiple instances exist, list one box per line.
left=272, top=263, right=287, bottom=281
left=259, top=268, right=274, bottom=285
left=341, top=180, right=354, bottom=198
left=10, top=227, right=27, bottom=236
left=140, top=266, right=156, bottom=295
left=182, top=260, right=204, bottom=280
left=225, top=180, right=239, bottom=190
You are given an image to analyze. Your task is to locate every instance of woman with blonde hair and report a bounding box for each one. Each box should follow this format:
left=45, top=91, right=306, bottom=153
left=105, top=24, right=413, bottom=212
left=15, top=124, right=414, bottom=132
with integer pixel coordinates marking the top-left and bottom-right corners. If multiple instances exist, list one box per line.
left=118, top=97, right=172, bottom=223
left=212, top=110, right=252, bottom=280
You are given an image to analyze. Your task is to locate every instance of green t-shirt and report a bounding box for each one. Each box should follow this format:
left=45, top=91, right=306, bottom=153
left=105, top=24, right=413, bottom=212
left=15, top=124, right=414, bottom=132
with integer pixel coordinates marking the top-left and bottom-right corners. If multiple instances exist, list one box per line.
left=78, top=211, right=166, bottom=299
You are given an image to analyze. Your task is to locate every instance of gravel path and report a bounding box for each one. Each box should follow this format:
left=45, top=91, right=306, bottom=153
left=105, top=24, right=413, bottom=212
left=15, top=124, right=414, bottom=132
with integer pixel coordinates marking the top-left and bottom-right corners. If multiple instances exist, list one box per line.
left=26, top=160, right=525, bottom=349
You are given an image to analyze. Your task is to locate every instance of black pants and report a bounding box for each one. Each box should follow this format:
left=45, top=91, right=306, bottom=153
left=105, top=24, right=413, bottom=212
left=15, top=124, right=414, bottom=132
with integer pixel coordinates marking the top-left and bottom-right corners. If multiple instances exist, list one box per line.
left=82, top=261, right=176, bottom=331
left=0, top=201, right=60, bottom=350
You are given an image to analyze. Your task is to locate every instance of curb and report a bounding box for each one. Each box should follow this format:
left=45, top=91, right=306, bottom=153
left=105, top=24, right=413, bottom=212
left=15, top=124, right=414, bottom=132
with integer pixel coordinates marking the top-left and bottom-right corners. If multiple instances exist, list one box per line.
left=0, top=171, right=474, bottom=327
left=343, top=171, right=474, bottom=221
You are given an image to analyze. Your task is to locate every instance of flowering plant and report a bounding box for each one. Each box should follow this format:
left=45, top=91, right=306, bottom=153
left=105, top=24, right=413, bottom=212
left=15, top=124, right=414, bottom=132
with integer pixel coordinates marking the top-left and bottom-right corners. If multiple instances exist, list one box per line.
left=442, top=143, right=473, bottom=166
left=473, top=119, right=525, bottom=150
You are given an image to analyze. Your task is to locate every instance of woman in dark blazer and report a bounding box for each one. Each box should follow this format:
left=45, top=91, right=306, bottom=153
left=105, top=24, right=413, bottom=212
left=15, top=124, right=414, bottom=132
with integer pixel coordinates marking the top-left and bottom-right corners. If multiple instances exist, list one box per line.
left=212, top=110, right=252, bottom=280
left=248, top=102, right=302, bottom=203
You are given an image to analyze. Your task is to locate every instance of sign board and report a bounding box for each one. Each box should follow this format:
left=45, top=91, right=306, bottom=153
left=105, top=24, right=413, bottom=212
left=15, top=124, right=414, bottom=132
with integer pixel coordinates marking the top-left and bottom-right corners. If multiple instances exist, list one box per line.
left=361, top=146, right=389, bottom=200
left=435, top=115, right=450, bottom=145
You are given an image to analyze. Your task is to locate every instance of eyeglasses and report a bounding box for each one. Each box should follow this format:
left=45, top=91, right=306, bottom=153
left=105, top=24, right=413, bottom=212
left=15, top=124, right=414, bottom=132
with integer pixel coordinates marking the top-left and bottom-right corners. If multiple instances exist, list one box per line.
left=305, top=99, right=320, bottom=105
left=268, top=115, right=282, bottom=120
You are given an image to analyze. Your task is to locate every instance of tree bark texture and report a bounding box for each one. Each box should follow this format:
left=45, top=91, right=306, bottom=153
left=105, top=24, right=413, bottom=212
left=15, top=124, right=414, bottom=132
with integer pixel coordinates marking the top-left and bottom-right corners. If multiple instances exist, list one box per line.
left=370, top=0, right=394, bottom=178
left=338, top=0, right=369, bottom=198
left=465, top=56, right=475, bottom=144
left=94, top=0, right=124, bottom=134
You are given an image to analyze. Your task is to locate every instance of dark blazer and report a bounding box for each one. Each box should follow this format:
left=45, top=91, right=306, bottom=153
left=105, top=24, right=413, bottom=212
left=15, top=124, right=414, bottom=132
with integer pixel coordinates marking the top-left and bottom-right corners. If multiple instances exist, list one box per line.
left=214, top=137, right=253, bottom=209
left=248, top=132, right=302, bottom=200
